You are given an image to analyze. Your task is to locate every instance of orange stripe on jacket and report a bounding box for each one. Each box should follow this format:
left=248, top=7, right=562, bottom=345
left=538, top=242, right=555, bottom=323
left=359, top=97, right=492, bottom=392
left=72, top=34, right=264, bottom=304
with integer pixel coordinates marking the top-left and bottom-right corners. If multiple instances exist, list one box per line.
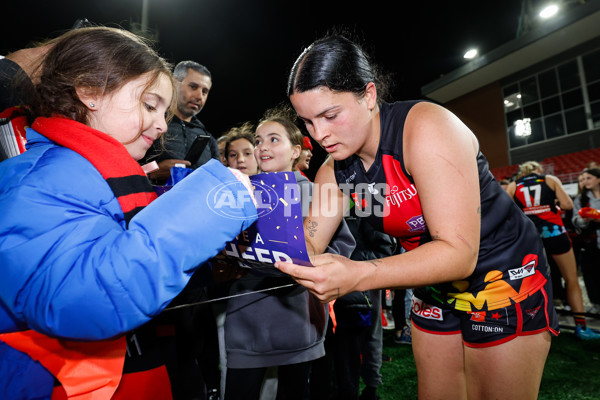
left=0, top=330, right=125, bottom=399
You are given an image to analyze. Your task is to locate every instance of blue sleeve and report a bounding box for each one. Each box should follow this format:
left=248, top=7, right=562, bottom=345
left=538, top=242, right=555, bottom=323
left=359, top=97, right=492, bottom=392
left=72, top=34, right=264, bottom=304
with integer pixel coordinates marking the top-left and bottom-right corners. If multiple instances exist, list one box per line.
left=0, top=342, right=54, bottom=400
left=0, top=159, right=256, bottom=340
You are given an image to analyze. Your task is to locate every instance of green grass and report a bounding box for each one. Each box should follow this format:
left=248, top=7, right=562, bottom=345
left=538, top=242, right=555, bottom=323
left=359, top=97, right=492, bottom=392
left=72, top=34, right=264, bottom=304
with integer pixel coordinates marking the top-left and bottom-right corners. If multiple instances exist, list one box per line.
left=373, top=327, right=600, bottom=399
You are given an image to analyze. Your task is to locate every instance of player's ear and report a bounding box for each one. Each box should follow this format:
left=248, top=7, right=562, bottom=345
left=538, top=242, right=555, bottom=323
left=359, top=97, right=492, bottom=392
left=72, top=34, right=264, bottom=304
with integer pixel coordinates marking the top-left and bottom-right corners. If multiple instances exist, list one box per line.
left=364, top=82, right=377, bottom=111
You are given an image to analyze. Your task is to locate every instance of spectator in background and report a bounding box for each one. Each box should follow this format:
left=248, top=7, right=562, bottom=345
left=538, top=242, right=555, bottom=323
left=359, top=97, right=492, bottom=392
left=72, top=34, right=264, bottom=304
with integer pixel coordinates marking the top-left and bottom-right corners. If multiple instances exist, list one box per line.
left=571, top=170, right=588, bottom=267
left=578, top=171, right=586, bottom=193
left=572, top=168, right=600, bottom=315
left=223, top=122, right=259, bottom=175
left=0, top=45, right=49, bottom=111
left=319, top=215, right=396, bottom=400
left=0, top=44, right=53, bottom=162
left=223, top=105, right=355, bottom=400
left=392, top=287, right=413, bottom=346
left=217, top=134, right=228, bottom=164
left=295, top=136, right=313, bottom=179
left=142, top=60, right=219, bottom=184
left=507, top=161, right=599, bottom=340
left=141, top=60, right=224, bottom=400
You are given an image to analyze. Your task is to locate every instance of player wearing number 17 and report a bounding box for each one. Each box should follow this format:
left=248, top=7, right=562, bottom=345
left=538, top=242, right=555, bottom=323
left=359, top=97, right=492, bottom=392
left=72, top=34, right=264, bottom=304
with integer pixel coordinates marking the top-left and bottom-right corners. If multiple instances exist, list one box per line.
left=507, top=161, right=599, bottom=340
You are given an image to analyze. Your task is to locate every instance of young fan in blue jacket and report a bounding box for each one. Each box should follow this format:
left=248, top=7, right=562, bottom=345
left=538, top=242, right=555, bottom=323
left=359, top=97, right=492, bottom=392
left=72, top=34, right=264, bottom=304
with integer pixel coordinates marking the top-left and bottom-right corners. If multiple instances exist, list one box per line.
left=0, top=27, right=256, bottom=399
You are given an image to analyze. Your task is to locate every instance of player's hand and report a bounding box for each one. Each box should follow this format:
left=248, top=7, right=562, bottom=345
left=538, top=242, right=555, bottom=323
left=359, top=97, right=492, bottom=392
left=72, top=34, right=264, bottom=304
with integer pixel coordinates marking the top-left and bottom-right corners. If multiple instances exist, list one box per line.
left=275, top=253, right=365, bottom=303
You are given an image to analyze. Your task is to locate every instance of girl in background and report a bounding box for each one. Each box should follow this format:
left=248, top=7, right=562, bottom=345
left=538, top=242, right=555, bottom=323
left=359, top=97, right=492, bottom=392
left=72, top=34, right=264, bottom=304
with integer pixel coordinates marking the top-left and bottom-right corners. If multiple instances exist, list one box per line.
left=224, top=122, right=260, bottom=175
left=572, top=168, right=600, bottom=315
left=223, top=105, right=354, bottom=400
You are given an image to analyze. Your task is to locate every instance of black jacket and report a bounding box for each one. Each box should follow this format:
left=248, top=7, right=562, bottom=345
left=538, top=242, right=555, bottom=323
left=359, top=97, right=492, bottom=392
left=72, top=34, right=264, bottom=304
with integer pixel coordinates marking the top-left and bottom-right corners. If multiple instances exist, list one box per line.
left=141, top=114, right=219, bottom=182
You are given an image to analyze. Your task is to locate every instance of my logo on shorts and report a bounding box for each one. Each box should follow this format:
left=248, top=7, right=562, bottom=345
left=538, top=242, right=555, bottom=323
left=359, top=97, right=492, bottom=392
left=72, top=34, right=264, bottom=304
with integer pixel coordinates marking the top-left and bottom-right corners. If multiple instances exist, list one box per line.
left=412, top=296, right=443, bottom=321
left=525, top=306, right=541, bottom=319
left=508, top=259, right=536, bottom=280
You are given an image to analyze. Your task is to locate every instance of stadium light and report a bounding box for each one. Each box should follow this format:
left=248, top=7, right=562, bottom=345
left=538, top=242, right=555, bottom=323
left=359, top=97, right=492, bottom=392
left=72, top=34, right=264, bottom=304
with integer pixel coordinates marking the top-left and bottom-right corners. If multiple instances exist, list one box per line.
left=539, top=4, right=560, bottom=19
left=464, top=48, right=478, bottom=59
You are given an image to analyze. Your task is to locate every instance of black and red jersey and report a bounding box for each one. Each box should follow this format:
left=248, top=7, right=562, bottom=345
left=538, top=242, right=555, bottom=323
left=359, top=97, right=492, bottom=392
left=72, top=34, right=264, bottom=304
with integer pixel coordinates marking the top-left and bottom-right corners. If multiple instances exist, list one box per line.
left=513, top=173, right=565, bottom=237
left=334, top=101, right=549, bottom=312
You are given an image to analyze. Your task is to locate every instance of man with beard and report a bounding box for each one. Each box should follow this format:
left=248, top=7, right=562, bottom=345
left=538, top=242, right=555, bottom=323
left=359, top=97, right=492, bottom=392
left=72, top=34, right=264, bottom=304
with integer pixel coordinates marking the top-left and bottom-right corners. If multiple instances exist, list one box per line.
left=142, top=60, right=219, bottom=184
left=140, top=60, right=222, bottom=399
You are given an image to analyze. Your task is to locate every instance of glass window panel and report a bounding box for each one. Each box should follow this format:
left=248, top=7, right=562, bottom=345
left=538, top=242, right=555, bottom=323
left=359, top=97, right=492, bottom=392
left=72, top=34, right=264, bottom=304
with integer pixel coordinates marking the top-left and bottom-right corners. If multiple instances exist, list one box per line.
left=503, top=84, right=519, bottom=99
left=528, top=119, right=544, bottom=143
left=506, top=108, right=523, bottom=127
left=542, top=96, right=561, bottom=115
left=507, top=117, right=542, bottom=147
left=520, top=77, right=538, bottom=105
left=588, top=81, right=600, bottom=103
left=565, top=107, right=587, bottom=134
left=558, top=60, right=580, bottom=91
left=523, top=102, right=541, bottom=120
left=544, top=114, right=565, bottom=139
left=508, top=125, right=528, bottom=148
left=591, top=101, right=600, bottom=128
left=583, top=49, right=600, bottom=83
left=538, top=69, right=558, bottom=98
left=561, top=88, right=583, bottom=110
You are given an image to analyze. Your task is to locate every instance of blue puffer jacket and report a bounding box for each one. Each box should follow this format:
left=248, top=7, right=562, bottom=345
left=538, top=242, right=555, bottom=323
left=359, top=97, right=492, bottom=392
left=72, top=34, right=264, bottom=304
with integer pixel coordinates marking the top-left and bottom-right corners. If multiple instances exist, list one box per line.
left=0, top=129, right=257, bottom=339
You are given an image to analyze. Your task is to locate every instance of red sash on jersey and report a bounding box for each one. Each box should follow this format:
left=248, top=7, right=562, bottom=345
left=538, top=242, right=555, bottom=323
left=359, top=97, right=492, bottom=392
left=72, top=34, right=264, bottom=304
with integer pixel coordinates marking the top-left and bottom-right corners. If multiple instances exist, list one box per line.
left=381, top=154, right=426, bottom=250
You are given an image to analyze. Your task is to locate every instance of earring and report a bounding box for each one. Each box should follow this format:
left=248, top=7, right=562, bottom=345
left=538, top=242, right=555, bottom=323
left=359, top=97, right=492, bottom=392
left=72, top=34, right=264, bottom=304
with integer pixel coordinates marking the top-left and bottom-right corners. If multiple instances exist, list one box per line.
left=89, top=103, right=96, bottom=108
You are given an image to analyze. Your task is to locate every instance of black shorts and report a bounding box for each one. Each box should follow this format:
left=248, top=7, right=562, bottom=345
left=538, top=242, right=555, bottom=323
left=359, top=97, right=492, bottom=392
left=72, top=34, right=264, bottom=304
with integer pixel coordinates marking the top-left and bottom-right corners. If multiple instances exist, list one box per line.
left=542, top=232, right=572, bottom=255
left=410, top=278, right=559, bottom=348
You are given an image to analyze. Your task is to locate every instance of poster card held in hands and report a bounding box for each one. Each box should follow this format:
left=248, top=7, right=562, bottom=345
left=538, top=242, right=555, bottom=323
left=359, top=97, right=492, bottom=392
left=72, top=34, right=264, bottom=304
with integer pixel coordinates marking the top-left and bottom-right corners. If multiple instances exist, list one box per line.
left=209, top=171, right=312, bottom=277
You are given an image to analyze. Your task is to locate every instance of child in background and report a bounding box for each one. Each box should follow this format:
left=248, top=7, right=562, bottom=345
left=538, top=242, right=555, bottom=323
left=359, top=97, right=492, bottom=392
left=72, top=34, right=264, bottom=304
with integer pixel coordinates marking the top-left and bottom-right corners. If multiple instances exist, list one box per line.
left=224, top=122, right=260, bottom=175
left=222, top=105, right=355, bottom=400
left=217, top=134, right=228, bottom=164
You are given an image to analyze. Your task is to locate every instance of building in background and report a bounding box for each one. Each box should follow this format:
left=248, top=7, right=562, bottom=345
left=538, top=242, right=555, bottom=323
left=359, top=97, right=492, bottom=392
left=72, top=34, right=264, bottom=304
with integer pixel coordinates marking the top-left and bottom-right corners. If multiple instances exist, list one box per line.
left=421, top=0, right=600, bottom=182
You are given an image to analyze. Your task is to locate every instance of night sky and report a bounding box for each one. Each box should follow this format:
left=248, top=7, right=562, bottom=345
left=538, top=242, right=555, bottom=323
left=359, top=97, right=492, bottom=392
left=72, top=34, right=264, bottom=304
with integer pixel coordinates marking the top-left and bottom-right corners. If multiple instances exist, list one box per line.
left=2, top=0, right=530, bottom=174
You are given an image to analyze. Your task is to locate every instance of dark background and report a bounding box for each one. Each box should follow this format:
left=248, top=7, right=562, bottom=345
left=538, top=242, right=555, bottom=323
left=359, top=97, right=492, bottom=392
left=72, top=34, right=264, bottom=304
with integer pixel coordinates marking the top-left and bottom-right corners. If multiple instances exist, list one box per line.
left=2, top=0, right=534, bottom=175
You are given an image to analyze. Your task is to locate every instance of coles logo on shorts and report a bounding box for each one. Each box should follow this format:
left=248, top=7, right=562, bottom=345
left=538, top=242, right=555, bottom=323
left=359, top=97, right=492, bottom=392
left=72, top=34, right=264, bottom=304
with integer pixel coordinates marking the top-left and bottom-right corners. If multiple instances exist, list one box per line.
left=411, top=296, right=443, bottom=321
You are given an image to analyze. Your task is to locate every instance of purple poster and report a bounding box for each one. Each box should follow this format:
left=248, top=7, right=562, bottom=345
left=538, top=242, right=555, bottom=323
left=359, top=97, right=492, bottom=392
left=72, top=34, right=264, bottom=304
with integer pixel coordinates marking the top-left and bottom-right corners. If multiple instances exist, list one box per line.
left=210, top=171, right=312, bottom=277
